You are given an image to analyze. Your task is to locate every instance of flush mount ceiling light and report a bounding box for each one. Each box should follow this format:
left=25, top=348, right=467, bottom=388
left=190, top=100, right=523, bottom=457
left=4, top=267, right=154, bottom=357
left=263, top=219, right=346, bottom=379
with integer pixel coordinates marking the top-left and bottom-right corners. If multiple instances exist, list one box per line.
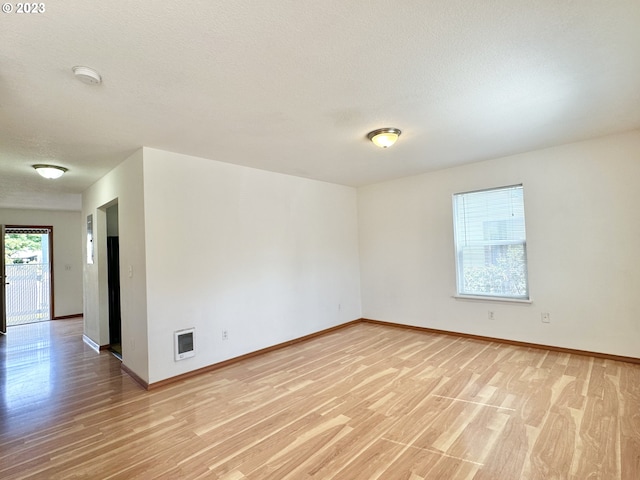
left=72, top=65, right=102, bottom=85
left=367, top=128, right=401, bottom=148
left=33, top=164, right=68, bottom=179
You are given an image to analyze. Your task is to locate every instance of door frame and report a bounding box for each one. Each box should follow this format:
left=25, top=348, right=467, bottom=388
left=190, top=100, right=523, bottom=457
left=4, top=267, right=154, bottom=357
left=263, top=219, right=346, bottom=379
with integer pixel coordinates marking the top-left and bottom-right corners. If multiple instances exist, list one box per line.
left=1, top=224, right=6, bottom=334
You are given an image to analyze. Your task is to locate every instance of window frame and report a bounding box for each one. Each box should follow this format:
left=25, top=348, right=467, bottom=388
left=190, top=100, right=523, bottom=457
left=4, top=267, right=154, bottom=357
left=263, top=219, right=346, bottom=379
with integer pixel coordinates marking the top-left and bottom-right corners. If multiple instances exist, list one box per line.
left=452, top=184, right=530, bottom=302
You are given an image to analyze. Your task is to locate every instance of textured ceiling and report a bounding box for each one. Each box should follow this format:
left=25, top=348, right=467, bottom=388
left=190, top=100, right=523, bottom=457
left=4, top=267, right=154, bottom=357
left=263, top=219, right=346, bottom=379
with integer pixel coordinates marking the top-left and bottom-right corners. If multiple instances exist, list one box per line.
left=1, top=1, right=640, bottom=210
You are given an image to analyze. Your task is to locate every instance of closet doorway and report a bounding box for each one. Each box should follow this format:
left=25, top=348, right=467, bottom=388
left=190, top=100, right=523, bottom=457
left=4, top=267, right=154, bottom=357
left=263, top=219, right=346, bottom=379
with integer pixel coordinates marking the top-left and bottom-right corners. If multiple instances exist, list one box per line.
left=105, top=203, right=122, bottom=358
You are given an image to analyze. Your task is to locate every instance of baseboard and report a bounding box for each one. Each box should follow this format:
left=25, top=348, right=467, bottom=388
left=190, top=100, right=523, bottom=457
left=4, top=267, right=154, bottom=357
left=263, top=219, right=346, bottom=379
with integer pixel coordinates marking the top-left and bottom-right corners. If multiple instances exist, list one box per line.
left=361, top=318, right=640, bottom=365
left=53, top=313, right=83, bottom=320
left=121, top=363, right=149, bottom=390
left=82, top=334, right=110, bottom=353
left=82, top=334, right=101, bottom=353
left=146, top=319, right=362, bottom=390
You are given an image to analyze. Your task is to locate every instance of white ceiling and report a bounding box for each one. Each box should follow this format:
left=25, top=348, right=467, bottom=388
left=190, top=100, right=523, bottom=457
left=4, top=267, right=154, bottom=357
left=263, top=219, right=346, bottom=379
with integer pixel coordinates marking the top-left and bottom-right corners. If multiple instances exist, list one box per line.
left=2, top=1, right=639, bottom=211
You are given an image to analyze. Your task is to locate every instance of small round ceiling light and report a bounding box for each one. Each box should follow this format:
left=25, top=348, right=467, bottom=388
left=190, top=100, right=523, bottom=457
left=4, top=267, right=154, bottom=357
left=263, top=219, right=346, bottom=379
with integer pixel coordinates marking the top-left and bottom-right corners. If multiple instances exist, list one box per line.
left=33, top=164, right=68, bottom=179
left=367, top=128, right=401, bottom=148
left=72, top=66, right=102, bottom=85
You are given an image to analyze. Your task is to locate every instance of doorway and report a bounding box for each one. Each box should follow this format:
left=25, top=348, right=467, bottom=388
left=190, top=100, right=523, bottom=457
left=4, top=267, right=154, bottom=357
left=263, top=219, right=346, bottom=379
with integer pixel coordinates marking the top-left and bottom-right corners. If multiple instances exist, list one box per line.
left=105, top=203, right=122, bottom=358
left=2, top=226, right=53, bottom=327
left=107, top=236, right=121, bottom=357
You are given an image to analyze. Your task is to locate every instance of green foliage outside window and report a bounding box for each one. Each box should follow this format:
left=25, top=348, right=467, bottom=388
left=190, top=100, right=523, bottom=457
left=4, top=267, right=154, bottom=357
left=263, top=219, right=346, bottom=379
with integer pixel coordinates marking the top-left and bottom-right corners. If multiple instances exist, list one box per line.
left=4, top=234, right=42, bottom=263
left=462, top=245, right=527, bottom=297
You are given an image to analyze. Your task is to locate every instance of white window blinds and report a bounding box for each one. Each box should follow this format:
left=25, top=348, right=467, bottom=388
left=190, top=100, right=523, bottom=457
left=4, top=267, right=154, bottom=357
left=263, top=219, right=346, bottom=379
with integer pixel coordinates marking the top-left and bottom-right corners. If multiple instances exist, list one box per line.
left=453, top=184, right=529, bottom=300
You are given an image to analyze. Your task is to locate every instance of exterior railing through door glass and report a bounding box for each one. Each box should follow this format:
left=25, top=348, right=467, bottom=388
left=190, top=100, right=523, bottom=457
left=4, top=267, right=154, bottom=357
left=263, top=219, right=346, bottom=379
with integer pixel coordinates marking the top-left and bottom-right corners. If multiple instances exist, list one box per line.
left=5, top=263, right=51, bottom=326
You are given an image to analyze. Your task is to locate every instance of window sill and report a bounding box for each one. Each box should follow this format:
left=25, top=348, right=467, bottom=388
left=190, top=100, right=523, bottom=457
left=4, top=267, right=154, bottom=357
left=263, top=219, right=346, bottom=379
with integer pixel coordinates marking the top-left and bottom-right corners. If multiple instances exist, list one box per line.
left=452, top=294, right=532, bottom=304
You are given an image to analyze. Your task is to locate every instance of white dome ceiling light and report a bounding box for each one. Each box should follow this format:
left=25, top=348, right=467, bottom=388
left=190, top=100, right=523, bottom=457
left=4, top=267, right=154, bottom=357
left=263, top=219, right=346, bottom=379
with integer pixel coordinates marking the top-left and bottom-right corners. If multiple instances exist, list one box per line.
left=72, top=66, right=102, bottom=85
left=33, top=164, right=68, bottom=179
left=367, top=128, right=401, bottom=148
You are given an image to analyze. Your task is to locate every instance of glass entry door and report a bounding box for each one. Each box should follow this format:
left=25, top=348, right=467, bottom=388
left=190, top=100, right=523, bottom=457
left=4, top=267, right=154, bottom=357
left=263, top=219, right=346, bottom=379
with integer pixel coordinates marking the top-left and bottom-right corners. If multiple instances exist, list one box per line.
left=1, top=224, right=6, bottom=334
left=3, top=227, right=53, bottom=326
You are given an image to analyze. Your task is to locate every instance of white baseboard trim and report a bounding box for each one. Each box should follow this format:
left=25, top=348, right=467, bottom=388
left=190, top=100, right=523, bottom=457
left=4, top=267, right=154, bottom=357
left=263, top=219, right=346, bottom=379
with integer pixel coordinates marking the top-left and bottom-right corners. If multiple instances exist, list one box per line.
left=82, top=334, right=101, bottom=353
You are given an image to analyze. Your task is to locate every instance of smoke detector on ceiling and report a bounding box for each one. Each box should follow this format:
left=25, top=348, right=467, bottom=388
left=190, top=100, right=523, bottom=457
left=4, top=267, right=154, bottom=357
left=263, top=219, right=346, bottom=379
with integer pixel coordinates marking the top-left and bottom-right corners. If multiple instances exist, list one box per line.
left=72, top=66, right=102, bottom=85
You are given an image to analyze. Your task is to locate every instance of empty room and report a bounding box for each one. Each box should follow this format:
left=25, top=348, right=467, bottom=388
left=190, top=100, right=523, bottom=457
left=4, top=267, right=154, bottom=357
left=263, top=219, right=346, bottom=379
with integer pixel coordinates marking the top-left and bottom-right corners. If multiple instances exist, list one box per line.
left=1, top=1, right=639, bottom=479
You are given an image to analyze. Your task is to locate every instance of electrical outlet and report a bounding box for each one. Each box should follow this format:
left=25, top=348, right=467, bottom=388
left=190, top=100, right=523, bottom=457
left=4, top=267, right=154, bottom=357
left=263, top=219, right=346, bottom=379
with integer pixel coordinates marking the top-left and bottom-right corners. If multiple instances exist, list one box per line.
left=222, top=330, right=229, bottom=341
left=541, top=313, right=550, bottom=323
left=488, top=311, right=494, bottom=320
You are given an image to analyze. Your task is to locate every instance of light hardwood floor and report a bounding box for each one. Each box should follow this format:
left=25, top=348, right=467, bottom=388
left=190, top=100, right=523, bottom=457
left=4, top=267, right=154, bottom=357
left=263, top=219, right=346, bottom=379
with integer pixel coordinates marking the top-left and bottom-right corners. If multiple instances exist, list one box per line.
left=1, top=319, right=639, bottom=479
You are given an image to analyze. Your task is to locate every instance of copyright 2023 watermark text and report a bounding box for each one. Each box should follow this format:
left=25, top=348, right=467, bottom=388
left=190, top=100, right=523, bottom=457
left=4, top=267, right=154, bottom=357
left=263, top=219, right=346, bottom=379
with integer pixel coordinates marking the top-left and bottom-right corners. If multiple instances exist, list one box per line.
left=2, top=3, right=46, bottom=14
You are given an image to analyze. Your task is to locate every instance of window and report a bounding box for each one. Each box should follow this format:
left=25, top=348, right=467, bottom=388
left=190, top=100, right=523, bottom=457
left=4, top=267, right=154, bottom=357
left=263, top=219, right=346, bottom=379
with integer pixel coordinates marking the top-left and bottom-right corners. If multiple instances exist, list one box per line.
left=453, top=184, right=529, bottom=300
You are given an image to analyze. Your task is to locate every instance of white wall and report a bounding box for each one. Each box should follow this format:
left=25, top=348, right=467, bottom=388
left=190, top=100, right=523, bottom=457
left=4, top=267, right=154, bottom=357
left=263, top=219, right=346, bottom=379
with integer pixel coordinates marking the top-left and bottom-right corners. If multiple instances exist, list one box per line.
left=0, top=208, right=83, bottom=317
left=358, top=130, right=640, bottom=358
left=80, top=130, right=640, bottom=385
left=82, top=149, right=149, bottom=382
left=142, top=148, right=361, bottom=383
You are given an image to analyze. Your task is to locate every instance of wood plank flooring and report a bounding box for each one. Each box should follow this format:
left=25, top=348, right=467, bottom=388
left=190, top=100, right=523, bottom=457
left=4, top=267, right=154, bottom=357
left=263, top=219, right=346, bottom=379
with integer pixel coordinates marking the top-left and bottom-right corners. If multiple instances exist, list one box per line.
left=1, top=319, right=639, bottom=479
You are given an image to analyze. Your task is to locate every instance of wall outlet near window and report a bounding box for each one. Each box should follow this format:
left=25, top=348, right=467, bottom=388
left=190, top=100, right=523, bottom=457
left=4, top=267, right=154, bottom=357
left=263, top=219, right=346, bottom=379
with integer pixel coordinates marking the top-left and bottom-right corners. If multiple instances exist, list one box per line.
left=541, top=313, right=551, bottom=323
left=222, top=329, right=229, bottom=341
left=488, top=311, right=495, bottom=320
